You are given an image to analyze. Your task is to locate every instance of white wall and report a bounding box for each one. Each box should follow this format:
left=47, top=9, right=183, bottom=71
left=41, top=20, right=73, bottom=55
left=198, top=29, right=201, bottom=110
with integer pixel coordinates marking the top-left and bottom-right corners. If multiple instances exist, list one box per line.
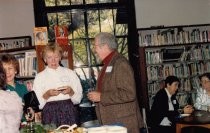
left=0, top=0, right=34, bottom=40
left=135, top=0, right=210, bottom=28
left=1, top=0, right=210, bottom=38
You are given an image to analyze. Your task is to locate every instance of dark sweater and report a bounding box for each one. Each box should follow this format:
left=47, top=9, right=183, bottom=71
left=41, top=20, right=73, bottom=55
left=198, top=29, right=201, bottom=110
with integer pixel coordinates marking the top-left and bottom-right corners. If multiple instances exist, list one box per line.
left=150, top=88, right=179, bottom=128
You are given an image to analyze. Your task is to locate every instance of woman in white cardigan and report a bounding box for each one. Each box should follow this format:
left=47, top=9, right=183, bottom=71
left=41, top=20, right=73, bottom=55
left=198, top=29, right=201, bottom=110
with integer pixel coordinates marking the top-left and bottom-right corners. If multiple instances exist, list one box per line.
left=194, top=72, right=210, bottom=111
left=0, top=60, right=23, bottom=133
left=33, top=43, right=82, bottom=127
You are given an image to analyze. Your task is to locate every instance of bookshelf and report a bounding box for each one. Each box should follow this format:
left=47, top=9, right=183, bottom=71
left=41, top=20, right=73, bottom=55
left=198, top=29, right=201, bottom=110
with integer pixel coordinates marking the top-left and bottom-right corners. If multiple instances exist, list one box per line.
left=138, top=24, right=210, bottom=111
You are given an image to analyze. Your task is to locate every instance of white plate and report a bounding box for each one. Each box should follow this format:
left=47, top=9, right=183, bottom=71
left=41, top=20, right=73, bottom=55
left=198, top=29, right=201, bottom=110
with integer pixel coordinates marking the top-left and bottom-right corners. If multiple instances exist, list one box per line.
left=180, top=114, right=190, bottom=117
left=79, top=103, right=92, bottom=107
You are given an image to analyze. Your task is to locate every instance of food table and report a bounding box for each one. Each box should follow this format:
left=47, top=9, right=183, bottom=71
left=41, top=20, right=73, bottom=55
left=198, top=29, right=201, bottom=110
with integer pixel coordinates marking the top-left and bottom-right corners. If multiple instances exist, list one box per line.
left=20, top=122, right=127, bottom=133
left=176, top=110, right=210, bottom=133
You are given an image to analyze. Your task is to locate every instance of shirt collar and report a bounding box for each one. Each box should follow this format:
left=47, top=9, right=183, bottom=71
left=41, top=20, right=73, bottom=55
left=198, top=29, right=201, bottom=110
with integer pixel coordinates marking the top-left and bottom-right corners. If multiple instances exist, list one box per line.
left=165, top=88, right=172, bottom=99
left=46, top=66, right=62, bottom=72
left=6, top=81, right=17, bottom=89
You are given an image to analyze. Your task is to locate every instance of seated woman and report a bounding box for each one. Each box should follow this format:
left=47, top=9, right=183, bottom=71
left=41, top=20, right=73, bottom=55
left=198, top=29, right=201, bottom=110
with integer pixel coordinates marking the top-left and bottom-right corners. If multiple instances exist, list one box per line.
left=194, top=72, right=210, bottom=111
left=182, top=73, right=210, bottom=133
left=0, top=60, right=23, bottom=133
left=150, top=76, right=194, bottom=133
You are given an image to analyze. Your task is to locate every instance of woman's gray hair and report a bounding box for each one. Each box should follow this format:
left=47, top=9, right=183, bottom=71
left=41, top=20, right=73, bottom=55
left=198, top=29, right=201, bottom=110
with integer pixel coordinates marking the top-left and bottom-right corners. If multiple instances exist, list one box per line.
left=95, top=32, right=118, bottom=50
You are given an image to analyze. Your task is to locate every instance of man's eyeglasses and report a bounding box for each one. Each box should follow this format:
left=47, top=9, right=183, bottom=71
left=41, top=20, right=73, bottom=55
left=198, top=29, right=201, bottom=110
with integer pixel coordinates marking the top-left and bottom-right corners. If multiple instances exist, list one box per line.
left=93, top=44, right=100, bottom=48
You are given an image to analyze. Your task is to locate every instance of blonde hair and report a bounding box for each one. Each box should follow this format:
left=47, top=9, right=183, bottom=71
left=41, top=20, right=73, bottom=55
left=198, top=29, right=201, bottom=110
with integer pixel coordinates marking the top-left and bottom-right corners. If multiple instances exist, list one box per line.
left=42, top=42, right=63, bottom=60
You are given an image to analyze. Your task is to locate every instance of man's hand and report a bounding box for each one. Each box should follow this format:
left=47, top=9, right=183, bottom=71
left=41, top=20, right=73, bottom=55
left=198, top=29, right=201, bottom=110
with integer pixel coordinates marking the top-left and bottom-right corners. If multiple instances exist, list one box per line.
left=183, top=105, right=194, bottom=114
left=87, top=91, right=101, bottom=102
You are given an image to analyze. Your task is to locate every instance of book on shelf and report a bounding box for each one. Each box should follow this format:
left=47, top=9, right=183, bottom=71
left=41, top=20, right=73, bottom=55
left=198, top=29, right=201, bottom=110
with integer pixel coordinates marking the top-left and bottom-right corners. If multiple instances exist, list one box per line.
left=180, top=51, right=189, bottom=61
left=138, top=24, right=210, bottom=110
left=190, top=77, right=200, bottom=90
left=208, top=31, right=210, bottom=42
left=25, top=51, right=37, bottom=77
left=138, top=25, right=210, bottom=47
left=145, top=50, right=162, bottom=64
left=14, top=51, right=37, bottom=77
left=54, top=25, right=68, bottom=45
left=34, top=27, right=48, bottom=45
left=183, top=79, right=191, bottom=92
left=0, top=43, right=3, bottom=50
left=15, top=54, right=25, bottom=77
left=163, top=64, right=173, bottom=78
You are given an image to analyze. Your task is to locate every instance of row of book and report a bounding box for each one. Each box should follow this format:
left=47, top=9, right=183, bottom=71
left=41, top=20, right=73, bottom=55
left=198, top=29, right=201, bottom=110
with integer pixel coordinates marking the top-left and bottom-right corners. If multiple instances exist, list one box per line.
left=139, top=27, right=210, bottom=47
left=0, top=38, right=31, bottom=51
left=15, top=51, right=37, bottom=77
left=146, top=62, right=210, bottom=81
left=145, top=45, right=210, bottom=65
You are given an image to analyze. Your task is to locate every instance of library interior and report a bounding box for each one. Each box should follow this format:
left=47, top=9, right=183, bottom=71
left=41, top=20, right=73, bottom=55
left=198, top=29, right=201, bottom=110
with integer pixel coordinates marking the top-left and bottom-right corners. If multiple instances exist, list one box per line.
left=1, top=0, right=210, bottom=133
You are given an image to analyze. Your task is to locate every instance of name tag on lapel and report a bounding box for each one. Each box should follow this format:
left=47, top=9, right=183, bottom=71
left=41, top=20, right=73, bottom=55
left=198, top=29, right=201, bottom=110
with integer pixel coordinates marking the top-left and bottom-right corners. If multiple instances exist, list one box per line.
left=106, top=66, right=113, bottom=72
left=173, top=100, right=177, bottom=104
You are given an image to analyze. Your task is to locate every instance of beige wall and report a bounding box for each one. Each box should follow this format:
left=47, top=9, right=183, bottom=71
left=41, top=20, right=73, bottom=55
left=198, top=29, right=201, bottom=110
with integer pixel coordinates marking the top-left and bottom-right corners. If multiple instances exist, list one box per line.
left=135, top=0, right=210, bottom=28
left=1, top=0, right=210, bottom=39
left=0, top=0, right=34, bottom=42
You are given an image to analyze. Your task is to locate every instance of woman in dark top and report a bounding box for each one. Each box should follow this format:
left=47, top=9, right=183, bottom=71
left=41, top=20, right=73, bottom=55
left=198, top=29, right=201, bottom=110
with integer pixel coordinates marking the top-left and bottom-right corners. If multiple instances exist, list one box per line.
left=150, top=76, right=194, bottom=133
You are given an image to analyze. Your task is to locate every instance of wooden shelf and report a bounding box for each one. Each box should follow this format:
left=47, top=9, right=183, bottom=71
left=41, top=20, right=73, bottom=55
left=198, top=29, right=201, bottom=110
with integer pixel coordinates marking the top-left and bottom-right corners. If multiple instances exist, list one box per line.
left=138, top=23, right=210, bottom=111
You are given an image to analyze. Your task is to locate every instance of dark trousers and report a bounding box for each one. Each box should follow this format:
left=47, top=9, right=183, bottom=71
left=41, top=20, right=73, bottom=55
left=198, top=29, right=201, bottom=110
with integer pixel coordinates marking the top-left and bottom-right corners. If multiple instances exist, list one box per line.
left=151, top=125, right=175, bottom=133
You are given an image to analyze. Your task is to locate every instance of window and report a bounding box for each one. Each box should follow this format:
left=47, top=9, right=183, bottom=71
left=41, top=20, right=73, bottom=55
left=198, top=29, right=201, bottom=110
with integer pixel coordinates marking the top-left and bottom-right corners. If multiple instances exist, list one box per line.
left=33, top=0, right=134, bottom=113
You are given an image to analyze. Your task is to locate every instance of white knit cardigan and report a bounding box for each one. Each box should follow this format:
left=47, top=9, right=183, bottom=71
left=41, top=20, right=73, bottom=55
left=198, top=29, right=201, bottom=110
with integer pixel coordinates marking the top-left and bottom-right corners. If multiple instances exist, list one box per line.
left=0, top=90, right=23, bottom=133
